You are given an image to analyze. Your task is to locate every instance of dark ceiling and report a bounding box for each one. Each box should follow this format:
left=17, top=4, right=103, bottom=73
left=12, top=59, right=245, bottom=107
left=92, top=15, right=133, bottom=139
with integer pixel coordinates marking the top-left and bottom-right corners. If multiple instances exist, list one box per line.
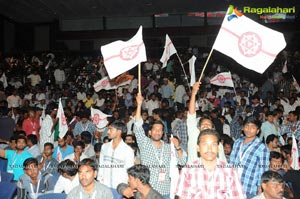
left=0, top=0, right=298, bottom=23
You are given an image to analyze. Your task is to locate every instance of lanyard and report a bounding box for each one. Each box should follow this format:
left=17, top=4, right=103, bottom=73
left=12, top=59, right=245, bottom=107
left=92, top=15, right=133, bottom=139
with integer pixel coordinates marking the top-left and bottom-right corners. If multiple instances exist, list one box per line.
left=42, top=159, right=51, bottom=171
left=81, top=123, right=89, bottom=132
left=153, top=142, right=164, bottom=166
left=11, top=151, right=18, bottom=167
left=30, top=179, right=41, bottom=199
left=238, top=141, right=255, bottom=162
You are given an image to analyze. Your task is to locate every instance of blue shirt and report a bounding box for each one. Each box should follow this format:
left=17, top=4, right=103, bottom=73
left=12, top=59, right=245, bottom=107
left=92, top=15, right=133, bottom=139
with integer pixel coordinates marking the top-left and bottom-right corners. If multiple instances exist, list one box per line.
left=52, top=145, right=74, bottom=161
left=5, top=150, right=33, bottom=181
left=230, top=137, right=269, bottom=198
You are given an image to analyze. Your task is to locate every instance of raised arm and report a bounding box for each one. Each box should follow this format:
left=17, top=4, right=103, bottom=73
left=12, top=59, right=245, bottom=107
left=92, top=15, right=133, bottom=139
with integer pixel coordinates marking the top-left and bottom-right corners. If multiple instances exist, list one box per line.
left=189, top=82, right=200, bottom=115
left=135, top=93, right=143, bottom=122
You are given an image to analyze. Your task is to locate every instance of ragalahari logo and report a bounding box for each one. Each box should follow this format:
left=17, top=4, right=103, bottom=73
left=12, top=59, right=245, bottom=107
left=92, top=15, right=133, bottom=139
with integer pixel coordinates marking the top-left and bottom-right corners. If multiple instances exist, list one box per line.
left=226, top=5, right=243, bottom=21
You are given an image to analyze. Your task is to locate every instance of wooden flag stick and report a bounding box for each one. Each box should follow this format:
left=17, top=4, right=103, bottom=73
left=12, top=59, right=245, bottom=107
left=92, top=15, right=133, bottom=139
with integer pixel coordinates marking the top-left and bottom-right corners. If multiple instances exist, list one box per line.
left=175, top=53, right=191, bottom=93
left=198, top=48, right=214, bottom=82
left=138, top=63, right=141, bottom=94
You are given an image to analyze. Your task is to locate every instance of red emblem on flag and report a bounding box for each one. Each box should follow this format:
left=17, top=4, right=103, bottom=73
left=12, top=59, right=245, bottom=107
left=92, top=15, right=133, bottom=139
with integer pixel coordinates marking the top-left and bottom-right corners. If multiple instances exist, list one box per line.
left=120, top=44, right=140, bottom=60
left=61, top=113, right=67, bottom=125
left=238, top=32, right=262, bottom=57
left=217, top=75, right=226, bottom=83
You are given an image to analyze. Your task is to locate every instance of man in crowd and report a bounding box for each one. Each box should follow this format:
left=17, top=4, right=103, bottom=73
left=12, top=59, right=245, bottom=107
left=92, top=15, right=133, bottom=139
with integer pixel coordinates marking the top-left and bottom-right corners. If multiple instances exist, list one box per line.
left=117, top=164, right=163, bottom=199
left=17, top=158, right=54, bottom=199
left=27, top=134, right=41, bottom=158
left=97, top=120, right=134, bottom=199
left=67, top=158, right=113, bottom=199
left=176, top=129, right=246, bottom=198
left=252, top=171, right=286, bottom=199
left=37, top=142, right=59, bottom=174
left=64, top=141, right=88, bottom=164
left=230, top=117, right=270, bottom=199
left=0, top=135, right=32, bottom=181
left=134, top=92, right=187, bottom=198
left=54, top=159, right=80, bottom=194
left=52, top=134, right=74, bottom=162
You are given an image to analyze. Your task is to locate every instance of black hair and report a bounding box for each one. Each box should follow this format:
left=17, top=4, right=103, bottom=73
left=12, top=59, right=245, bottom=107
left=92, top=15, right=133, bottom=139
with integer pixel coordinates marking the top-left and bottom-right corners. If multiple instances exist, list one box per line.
left=269, top=151, right=284, bottom=164
left=74, top=141, right=85, bottom=149
left=243, top=117, right=261, bottom=129
left=44, top=142, right=54, bottom=149
left=199, top=117, right=214, bottom=128
left=265, top=111, right=273, bottom=117
left=110, top=120, right=127, bottom=134
left=289, top=111, right=299, bottom=120
left=152, top=108, right=163, bottom=119
left=94, top=143, right=102, bottom=153
left=280, top=144, right=292, bottom=155
left=261, top=170, right=283, bottom=184
left=23, top=158, right=38, bottom=169
left=80, top=131, right=92, bottom=144
left=27, top=134, right=38, bottom=145
left=78, top=158, right=98, bottom=171
left=57, top=159, right=78, bottom=176
left=149, top=120, right=165, bottom=132
left=16, top=135, right=27, bottom=144
left=197, top=129, right=220, bottom=145
left=223, top=135, right=234, bottom=148
left=266, top=134, right=278, bottom=144
left=127, top=164, right=150, bottom=185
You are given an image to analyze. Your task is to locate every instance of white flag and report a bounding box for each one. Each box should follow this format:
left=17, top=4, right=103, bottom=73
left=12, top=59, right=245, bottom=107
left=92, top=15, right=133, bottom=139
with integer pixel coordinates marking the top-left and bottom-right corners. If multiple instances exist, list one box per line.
left=210, top=72, right=234, bottom=87
left=170, top=135, right=179, bottom=199
left=56, top=98, right=68, bottom=138
left=91, top=107, right=111, bottom=129
left=160, top=34, right=177, bottom=68
left=292, top=75, right=300, bottom=93
left=93, top=77, right=116, bottom=92
left=188, top=55, right=196, bottom=86
left=101, top=26, right=147, bottom=79
left=218, top=143, right=228, bottom=163
left=213, top=5, right=286, bottom=74
left=282, top=60, right=288, bottom=73
left=291, top=134, right=299, bottom=170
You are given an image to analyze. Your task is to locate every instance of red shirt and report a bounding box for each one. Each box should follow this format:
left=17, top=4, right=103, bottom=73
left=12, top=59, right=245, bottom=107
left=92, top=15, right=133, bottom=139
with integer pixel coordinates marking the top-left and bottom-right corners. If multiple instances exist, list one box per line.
left=22, top=118, right=40, bottom=138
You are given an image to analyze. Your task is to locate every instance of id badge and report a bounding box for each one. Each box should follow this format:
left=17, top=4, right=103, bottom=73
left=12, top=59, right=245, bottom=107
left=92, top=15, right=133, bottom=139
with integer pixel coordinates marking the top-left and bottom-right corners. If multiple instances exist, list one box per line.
left=32, top=131, right=36, bottom=135
left=158, top=171, right=166, bottom=182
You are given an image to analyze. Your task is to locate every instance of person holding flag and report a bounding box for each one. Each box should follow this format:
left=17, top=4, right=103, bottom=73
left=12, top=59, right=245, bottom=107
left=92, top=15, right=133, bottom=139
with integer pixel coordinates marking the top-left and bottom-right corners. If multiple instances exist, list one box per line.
left=134, top=92, right=187, bottom=199
left=39, top=102, right=58, bottom=150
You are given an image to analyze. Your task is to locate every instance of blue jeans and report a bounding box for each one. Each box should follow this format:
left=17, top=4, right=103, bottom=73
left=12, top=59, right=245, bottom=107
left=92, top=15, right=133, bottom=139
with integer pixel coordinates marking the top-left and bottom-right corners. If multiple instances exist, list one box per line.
left=110, top=188, right=123, bottom=199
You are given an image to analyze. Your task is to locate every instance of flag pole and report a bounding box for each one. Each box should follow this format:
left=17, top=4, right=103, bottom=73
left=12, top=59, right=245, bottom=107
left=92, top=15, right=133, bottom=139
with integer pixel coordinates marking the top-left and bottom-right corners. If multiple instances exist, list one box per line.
left=175, top=53, right=191, bottom=93
left=198, top=48, right=214, bottom=82
left=138, top=63, right=141, bottom=94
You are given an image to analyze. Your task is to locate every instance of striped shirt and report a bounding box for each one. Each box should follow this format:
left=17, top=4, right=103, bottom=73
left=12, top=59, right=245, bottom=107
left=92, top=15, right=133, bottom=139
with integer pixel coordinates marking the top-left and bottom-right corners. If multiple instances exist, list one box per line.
left=230, top=137, right=269, bottom=197
left=176, top=158, right=246, bottom=199
left=134, top=118, right=187, bottom=196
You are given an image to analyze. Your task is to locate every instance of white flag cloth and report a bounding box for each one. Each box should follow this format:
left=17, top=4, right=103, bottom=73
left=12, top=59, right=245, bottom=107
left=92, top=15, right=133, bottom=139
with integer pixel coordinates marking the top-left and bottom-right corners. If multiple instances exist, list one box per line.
left=91, top=107, right=111, bottom=129
left=56, top=98, right=68, bottom=138
left=292, top=75, right=300, bottom=93
left=210, top=72, right=234, bottom=87
left=213, top=6, right=286, bottom=74
left=170, top=136, right=179, bottom=199
left=93, top=77, right=116, bottom=92
left=282, top=60, right=288, bottom=73
left=291, top=134, right=299, bottom=170
left=188, top=55, right=197, bottom=86
left=160, top=34, right=177, bottom=68
left=218, top=143, right=228, bottom=163
left=101, top=26, right=147, bottom=79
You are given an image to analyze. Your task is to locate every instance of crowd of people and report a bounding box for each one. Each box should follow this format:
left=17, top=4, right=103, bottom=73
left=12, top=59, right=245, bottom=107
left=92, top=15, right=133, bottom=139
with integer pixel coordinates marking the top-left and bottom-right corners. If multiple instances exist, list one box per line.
left=0, top=49, right=300, bottom=199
